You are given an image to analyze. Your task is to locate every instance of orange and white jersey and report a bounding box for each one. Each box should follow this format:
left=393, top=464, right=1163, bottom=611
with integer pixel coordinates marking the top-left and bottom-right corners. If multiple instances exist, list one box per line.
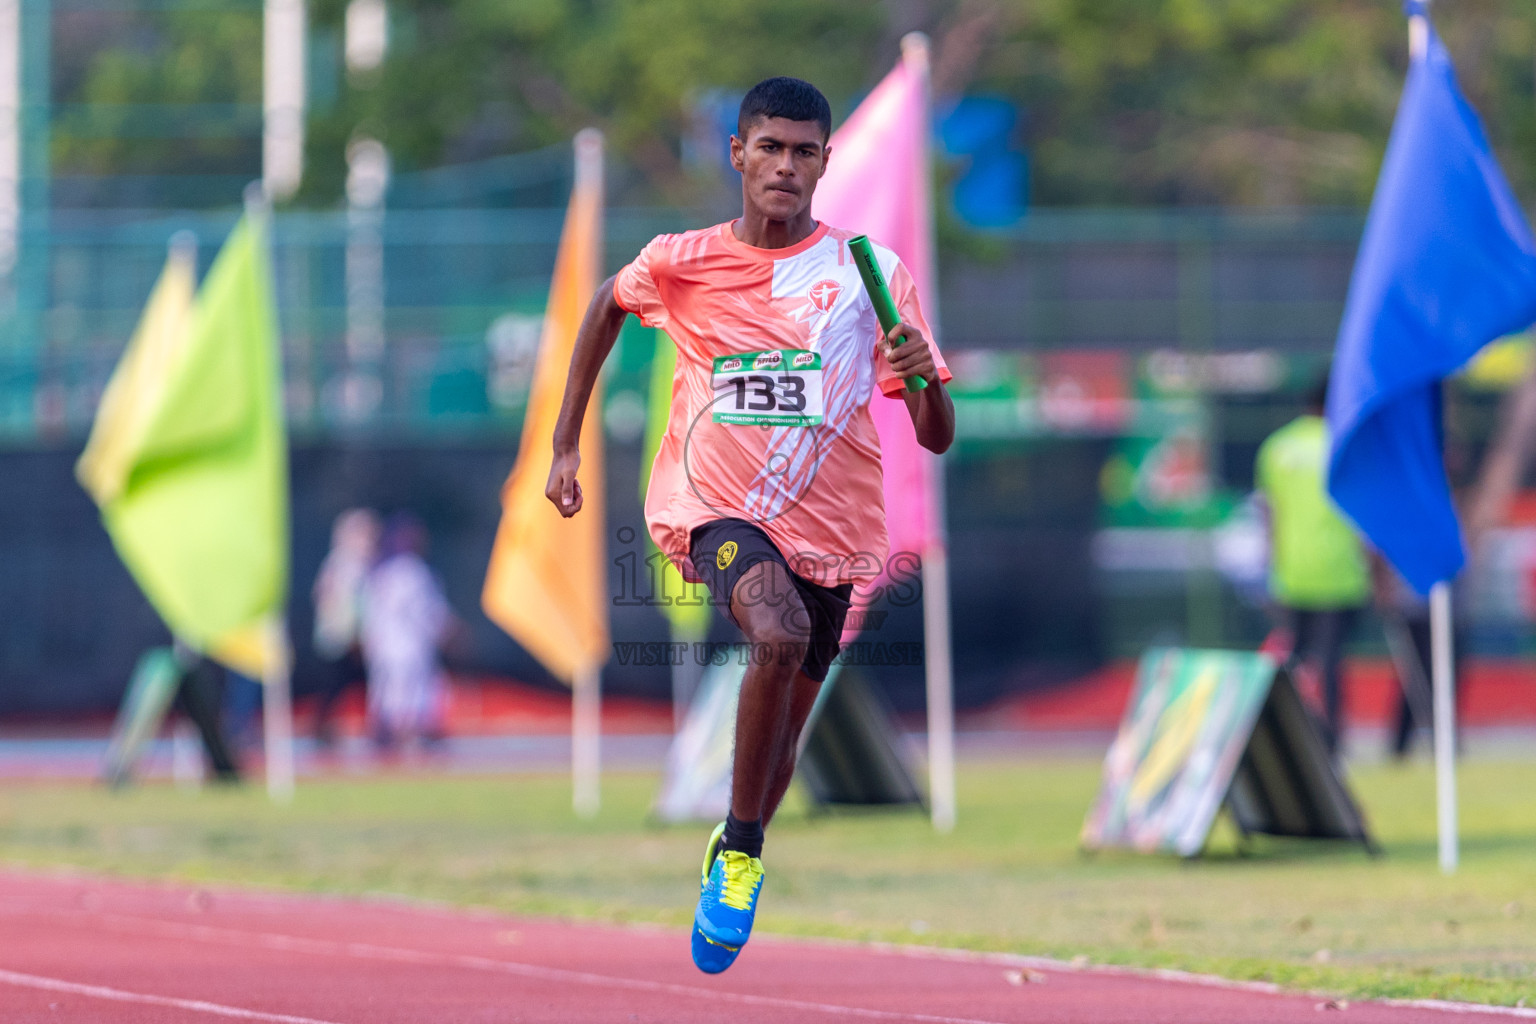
left=615, top=220, right=950, bottom=586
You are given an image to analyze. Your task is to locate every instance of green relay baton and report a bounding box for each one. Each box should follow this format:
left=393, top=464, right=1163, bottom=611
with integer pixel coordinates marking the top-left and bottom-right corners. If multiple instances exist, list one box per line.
left=849, top=235, right=927, bottom=392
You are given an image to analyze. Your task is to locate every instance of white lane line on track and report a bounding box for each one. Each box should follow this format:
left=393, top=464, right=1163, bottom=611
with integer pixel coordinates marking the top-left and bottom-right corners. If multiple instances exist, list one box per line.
left=12, top=897, right=1536, bottom=1022
left=99, top=911, right=1536, bottom=1022
left=1378, top=1000, right=1536, bottom=1019
left=0, top=967, right=347, bottom=1024
left=773, top=935, right=1536, bottom=1019
left=72, top=913, right=1014, bottom=1024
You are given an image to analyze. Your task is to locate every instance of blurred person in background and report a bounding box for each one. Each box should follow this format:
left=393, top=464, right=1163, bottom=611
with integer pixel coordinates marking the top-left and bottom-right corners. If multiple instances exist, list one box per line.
left=1374, top=411, right=1475, bottom=761
left=1255, top=373, right=1371, bottom=756
left=362, top=513, right=454, bottom=751
left=220, top=667, right=264, bottom=755
left=311, top=508, right=381, bottom=749
left=180, top=655, right=242, bottom=782
left=1374, top=560, right=1464, bottom=759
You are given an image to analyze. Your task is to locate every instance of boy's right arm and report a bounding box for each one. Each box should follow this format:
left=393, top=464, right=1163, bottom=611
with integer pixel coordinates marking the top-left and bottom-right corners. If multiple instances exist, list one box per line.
left=545, top=274, right=629, bottom=518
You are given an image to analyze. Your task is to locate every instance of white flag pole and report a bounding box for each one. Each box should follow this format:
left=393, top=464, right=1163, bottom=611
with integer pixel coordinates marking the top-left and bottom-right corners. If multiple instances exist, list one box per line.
left=263, top=0, right=306, bottom=200
left=0, top=0, right=19, bottom=289
left=1408, top=4, right=1429, bottom=63
left=262, top=615, right=295, bottom=804
left=238, top=187, right=296, bottom=805
left=1430, top=581, right=1457, bottom=873
left=164, top=222, right=198, bottom=792
left=922, top=527, right=957, bottom=833
left=1407, top=0, right=1457, bottom=874
left=570, top=127, right=605, bottom=821
left=572, top=661, right=601, bottom=818
left=902, top=32, right=957, bottom=833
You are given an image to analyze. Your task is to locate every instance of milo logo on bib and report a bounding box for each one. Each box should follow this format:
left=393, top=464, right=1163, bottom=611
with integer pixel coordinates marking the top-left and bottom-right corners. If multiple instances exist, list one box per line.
left=791, top=352, right=816, bottom=369
left=753, top=351, right=783, bottom=370
left=719, top=357, right=744, bottom=373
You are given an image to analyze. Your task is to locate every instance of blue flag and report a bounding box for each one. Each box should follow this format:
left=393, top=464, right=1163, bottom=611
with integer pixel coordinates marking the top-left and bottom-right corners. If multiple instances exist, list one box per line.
left=1327, top=21, right=1536, bottom=595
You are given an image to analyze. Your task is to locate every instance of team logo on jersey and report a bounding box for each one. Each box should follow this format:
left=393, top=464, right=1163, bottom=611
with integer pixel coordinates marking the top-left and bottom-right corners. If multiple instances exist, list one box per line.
left=807, top=279, right=842, bottom=312
left=753, top=351, right=782, bottom=370
left=716, top=541, right=738, bottom=570
left=719, top=357, right=743, bottom=373
left=792, top=351, right=816, bottom=368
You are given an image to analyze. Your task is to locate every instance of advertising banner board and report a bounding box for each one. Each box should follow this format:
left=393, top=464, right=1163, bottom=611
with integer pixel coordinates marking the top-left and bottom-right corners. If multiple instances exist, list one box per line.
left=797, top=670, right=925, bottom=811
left=1082, top=647, right=1374, bottom=857
left=651, top=659, right=744, bottom=824
left=653, top=665, right=923, bottom=822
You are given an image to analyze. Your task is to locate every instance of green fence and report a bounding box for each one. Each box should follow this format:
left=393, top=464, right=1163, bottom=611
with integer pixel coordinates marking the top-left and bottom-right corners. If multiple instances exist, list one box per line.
left=5, top=200, right=1531, bottom=660
left=2, top=205, right=1373, bottom=445
left=2, top=206, right=688, bottom=441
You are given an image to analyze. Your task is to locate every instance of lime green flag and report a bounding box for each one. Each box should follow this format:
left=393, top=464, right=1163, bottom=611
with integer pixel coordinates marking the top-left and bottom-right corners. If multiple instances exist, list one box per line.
left=642, top=331, right=711, bottom=643
left=640, top=328, right=676, bottom=505
left=77, top=216, right=288, bottom=674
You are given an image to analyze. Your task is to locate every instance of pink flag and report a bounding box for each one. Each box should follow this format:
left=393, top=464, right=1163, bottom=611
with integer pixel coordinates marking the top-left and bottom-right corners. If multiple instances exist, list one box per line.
left=814, top=44, right=941, bottom=587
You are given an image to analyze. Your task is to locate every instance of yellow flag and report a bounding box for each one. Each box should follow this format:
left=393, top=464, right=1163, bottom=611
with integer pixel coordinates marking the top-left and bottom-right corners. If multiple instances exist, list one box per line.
left=76, top=220, right=289, bottom=678
left=208, top=618, right=286, bottom=680
left=482, top=131, right=609, bottom=684
left=76, top=250, right=196, bottom=506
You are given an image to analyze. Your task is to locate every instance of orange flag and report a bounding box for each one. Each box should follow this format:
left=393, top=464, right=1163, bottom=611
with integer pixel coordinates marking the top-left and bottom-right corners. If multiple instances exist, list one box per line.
left=482, top=130, right=609, bottom=684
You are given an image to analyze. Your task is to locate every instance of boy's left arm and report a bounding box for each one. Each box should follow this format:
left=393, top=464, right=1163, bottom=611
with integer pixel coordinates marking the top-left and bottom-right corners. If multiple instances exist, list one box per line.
left=882, top=322, right=955, bottom=454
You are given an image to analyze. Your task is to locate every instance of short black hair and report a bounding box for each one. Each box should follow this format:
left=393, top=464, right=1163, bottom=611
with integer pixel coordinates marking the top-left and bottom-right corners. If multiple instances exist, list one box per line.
left=737, top=77, right=831, bottom=140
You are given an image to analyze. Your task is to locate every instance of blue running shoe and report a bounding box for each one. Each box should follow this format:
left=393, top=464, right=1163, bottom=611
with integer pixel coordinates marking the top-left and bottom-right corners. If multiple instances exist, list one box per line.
left=691, top=822, right=737, bottom=974
left=691, top=924, right=739, bottom=974
left=695, top=848, right=764, bottom=952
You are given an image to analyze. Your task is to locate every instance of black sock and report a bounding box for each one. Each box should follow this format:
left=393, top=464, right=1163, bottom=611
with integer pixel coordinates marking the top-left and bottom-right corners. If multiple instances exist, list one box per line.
left=720, top=813, right=764, bottom=859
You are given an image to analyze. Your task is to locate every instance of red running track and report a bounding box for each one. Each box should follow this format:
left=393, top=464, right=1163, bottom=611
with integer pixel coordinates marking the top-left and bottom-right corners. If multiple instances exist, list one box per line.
left=0, top=870, right=1526, bottom=1024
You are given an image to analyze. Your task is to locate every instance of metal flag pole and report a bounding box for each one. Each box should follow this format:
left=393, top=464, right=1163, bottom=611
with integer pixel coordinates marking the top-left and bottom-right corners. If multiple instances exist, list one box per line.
left=1430, top=581, right=1457, bottom=873
left=570, top=127, right=605, bottom=820
left=1407, top=0, right=1457, bottom=874
left=572, top=661, right=601, bottom=818
left=902, top=31, right=957, bottom=833
left=260, top=616, right=296, bottom=804
left=243, top=185, right=296, bottom=804
left=1408, top=2, right=1429, bottom=64
left=263, top=0, right=306, bottom=200
left=168, top=229, right=204, bottom=792
left=6, top=0, right=50, bottom=388
left=923, top=499, right=957, bottom=834
left=1, top=0, right=18, bottom=302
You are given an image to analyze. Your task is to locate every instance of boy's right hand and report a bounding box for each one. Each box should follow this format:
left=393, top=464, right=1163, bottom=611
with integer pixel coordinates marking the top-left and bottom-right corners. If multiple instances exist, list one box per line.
left=546, top=448, right=584, bottom=517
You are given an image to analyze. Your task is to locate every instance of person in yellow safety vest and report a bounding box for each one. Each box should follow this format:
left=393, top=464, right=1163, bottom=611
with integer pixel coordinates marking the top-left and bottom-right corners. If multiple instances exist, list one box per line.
left=1255, top=373, right=1371, bottom=757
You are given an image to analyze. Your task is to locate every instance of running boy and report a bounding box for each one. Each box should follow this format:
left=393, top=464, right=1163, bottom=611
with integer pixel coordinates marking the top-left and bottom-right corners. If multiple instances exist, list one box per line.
left=545, top=76, right=954, bottom=973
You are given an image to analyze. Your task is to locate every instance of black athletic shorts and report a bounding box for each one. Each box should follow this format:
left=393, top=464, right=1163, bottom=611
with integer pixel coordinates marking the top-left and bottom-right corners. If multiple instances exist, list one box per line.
left=688, top=518, right=853, bottom=683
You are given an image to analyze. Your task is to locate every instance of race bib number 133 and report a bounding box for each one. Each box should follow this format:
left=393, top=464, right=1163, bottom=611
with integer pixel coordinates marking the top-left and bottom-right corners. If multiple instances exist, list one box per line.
left=711, top=349, right=824, bottom=426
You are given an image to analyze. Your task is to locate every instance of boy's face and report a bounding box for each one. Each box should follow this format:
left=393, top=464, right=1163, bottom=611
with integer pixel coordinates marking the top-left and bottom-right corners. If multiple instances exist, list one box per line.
left=730, top=117, right=831, bottom=223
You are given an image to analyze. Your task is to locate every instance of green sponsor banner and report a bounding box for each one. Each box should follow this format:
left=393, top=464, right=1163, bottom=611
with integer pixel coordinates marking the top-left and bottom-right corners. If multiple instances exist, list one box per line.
left=1081, top=647, right=1276, bottom=857
left=1097, top=396, right=1237, bottom=529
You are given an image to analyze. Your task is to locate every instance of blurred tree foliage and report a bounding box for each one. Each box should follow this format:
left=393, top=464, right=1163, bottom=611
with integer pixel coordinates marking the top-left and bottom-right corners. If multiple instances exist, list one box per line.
left=48, top=0, right=1536, bottom=208
left=53, top=5, right=264, bottom=175
left=301, top=0, right=888, bottom=204
left=989, top=0, right=1536, bottom=205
